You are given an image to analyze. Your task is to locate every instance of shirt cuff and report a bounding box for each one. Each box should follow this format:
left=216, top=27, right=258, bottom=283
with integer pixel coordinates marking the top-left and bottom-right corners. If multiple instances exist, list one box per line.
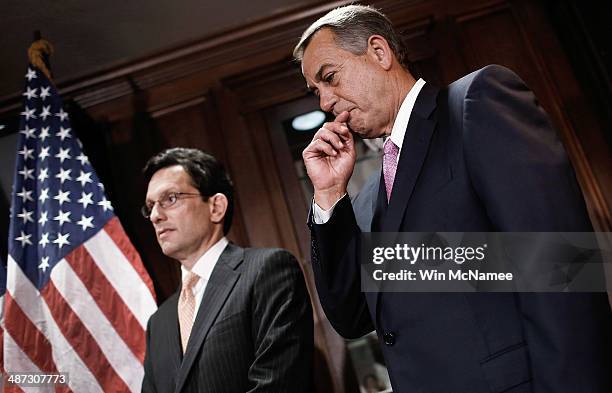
left=312, top=194, right=347, bottom=224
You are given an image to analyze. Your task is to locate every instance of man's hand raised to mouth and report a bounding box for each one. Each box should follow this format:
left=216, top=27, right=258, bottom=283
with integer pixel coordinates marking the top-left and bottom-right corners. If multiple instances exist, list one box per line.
left=302, top=111, right=356, bottom=210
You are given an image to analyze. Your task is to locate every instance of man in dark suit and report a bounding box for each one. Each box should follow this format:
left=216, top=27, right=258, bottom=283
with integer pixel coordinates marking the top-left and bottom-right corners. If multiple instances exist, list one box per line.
left=140, top=148, right=313, bottom=393
left=294, top=5, right=610, bottom=393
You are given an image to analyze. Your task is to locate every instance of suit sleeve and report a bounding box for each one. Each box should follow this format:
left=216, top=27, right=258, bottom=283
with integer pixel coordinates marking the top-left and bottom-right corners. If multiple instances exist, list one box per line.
left=309, top=197, right=375, bottom=338
left=463, top=64, right=611, bottom=392
left=141, top=317, right=158, bottom=393
left=246, top=249, right=314, bottom=393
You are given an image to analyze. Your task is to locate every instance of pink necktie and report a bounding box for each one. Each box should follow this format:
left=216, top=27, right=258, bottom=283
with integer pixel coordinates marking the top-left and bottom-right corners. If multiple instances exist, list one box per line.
left=383, top=138, right=399, bottom=202
left=178, top=272, right=200, bottom=353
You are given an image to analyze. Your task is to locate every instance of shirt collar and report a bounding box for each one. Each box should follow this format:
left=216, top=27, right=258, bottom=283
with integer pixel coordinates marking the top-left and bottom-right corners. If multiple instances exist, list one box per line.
left=181, top=237, right=229, bottom=282
left=389, top=78, right=426, bottom=150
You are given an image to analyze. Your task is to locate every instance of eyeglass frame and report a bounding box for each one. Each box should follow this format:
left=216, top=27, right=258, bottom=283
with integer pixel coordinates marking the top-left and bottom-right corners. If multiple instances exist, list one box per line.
left=141, top=191, right=203, bottom=219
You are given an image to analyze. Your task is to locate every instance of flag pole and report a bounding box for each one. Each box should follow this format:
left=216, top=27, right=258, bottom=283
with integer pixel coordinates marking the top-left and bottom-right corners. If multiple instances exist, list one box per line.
left=28, top=30, right=54, bottom=84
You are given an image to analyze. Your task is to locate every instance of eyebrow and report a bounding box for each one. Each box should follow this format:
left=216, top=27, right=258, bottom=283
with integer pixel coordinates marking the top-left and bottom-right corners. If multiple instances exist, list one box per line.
left=306, top=63, right=334, bottom=92
left=144, top=189, right=175, bottom=204
left=315, top=63, right=333, bottom=82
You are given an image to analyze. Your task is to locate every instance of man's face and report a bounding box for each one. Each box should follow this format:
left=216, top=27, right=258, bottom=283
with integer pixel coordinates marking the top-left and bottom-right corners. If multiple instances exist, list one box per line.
left=301, top=28, right=392, bottom=138
left=145, top=165, right=214, bottom=263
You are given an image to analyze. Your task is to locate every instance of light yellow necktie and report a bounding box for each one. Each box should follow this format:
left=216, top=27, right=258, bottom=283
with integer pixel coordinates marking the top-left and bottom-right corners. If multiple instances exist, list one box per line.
left=178, top=271, right=200, bottom=353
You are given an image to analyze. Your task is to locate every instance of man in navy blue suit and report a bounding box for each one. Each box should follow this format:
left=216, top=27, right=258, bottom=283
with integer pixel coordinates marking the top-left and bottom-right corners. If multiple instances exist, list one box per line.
left=294, top=4, right=611, bottom=393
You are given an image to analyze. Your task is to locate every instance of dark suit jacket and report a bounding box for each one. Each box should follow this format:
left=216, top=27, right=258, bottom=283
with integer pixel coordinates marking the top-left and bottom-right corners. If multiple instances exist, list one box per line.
left=142, top=244, right=313, bottom=393
left=310, top=65, right=611, bottom=393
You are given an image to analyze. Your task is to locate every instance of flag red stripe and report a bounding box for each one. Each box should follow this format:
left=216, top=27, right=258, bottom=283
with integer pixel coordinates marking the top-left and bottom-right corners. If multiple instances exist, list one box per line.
left=65, top=245, right=147, bottom=363
left=3, top=292, right=58, bottom=373
left=3, top=383, right=26, bottom=393
left=41, top=281, right=130, bottom=392
left=103, top=217, right=156, bottom=300
left=0, top=321, right=3, bottom=374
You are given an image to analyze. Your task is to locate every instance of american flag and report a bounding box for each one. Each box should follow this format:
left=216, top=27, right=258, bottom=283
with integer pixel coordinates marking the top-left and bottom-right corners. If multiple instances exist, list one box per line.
left=1, top=64, right=157, bottom=392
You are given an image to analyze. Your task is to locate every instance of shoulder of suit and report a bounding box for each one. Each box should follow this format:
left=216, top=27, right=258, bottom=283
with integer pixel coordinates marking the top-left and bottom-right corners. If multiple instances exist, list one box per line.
left=449, top=64, right=522, bottom=94
left=242, top=248, right=301, bottom=275
left=244, top=247, right=296, bottom=263
left=148, top=291, right=179, bottom=323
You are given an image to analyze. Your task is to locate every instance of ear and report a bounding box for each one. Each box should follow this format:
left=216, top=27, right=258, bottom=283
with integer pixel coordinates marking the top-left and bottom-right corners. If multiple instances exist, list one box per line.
left=208, top=193, right=228, bottom=225
left=367, top=35, right=393, bottom=71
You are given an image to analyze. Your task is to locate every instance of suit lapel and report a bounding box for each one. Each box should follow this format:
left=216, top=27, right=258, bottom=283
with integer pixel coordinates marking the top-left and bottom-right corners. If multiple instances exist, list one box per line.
left=381, top=83, right=439, bottom=233
left=369, top=84, right=438, bottom=317
left=166, top=294, right=183, bottom=366
left=371, top=171, right=386, bottom=232
left=174, top=244, right=244, bottom=393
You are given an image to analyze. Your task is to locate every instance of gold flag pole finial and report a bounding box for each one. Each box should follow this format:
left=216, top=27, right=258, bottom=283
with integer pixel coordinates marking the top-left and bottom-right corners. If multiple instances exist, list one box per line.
left=28, top=31, right=54, bottom=83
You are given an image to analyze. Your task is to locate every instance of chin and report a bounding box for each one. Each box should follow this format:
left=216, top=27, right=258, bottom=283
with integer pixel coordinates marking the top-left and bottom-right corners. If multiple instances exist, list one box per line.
left=160, top=243, right=178, bottom=258
left=349, top=121, right=373, bottom=139
left=354, top=128, right=378, bottom=139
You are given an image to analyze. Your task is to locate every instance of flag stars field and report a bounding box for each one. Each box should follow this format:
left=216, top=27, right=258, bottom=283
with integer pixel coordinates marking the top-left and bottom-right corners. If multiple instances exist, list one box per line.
left=38, top=167, right=49, bottom=182
left=19, top=124, right=36, bottom=138
left=40, top=105, right=52, bottom=120
left=39, top=188, right=50, bottom=203
left=39, top=126, right=50, bottom=141
left=52, top=232, right=70, bottom=249
left=55, top=108, right=69, bottom=121
left=76, top=171, right=93, bottom=187
left=55, top=147, right=71, bottom=163
left=38, top=256, right=50, bottom=272
left=39, top=232, right=51, bottom=248
left=53, top=190, right=71, bottom=206
left=53, top=210, right=71, bottom=226
left=55, top=167, right=72, bottom=183
left=39, top=145, right=51, bottom=160
left=22, top=86, right=38, bottom=100
left=25, top=67, right=37, bottom=81
left=56, top=126, right=71, bottom=141
left=39, top=86, right=50, bottom=100
left=78, top=192, right=94, bottom=209
left=15, top=230, right=33, bottom=247
left=16, top=187, right=33, bottom=203
left=18, top=146, right=34, bottom=160
left=20, top=107, right=36, bottom=121
left=38, top=211, right=49, bottom=225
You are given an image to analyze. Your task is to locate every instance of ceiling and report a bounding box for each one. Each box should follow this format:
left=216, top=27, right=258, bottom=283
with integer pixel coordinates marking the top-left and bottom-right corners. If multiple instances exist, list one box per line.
left=0, top=0, right=322, bottom=100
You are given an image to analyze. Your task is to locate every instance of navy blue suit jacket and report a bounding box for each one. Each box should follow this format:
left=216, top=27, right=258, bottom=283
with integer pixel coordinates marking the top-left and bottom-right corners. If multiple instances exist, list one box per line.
left=310, top=65, right=611, bottom=393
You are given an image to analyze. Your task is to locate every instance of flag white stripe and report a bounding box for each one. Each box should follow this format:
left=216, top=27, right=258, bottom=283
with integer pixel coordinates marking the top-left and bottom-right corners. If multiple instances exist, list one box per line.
left=51, top=259, right=144, bottom=392
left=6, top=256, right=104, bottom=393
left=3, top=331, right=51, bottom=393
left=84, top=229, right=157, bottom=328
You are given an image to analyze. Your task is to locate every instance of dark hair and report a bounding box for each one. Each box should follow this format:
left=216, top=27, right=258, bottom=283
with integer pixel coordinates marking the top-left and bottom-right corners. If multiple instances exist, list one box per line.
left=143, top=147, right=234, bottom=235
left=293, top=4, right=407, bottom=68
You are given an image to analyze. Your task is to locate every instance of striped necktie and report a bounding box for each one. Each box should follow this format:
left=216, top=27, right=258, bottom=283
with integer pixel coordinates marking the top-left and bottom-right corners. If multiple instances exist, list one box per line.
left=178, top=271, right=200, bottom=353
left=383, top=138, right=399, bottom=202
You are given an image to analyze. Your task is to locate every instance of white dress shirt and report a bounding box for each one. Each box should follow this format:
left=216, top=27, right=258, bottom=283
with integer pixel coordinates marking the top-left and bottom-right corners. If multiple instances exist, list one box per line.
left=313, top=78, right=426, bottom=223
left=180, top=236, right=229, bottom=314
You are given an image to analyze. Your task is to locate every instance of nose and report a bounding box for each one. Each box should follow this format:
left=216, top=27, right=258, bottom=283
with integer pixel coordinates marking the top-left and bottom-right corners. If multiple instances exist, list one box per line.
left=149, top=202, right=166, bottom=224
left=319, top=88, right=336, bottom=114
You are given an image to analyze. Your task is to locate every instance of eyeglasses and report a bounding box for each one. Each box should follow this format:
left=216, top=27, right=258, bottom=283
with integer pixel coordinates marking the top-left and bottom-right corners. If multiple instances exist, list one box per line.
left=141, top=192, right=202, bottom=219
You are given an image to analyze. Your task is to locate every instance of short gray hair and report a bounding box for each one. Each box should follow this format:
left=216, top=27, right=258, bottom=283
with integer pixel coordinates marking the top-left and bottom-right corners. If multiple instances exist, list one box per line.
left=293, top=4, right=406, bottom=67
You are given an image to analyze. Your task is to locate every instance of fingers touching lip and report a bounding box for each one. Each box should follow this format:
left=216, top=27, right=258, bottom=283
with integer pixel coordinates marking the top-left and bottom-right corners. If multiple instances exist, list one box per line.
left=334, top=108, right=353, bottom=117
